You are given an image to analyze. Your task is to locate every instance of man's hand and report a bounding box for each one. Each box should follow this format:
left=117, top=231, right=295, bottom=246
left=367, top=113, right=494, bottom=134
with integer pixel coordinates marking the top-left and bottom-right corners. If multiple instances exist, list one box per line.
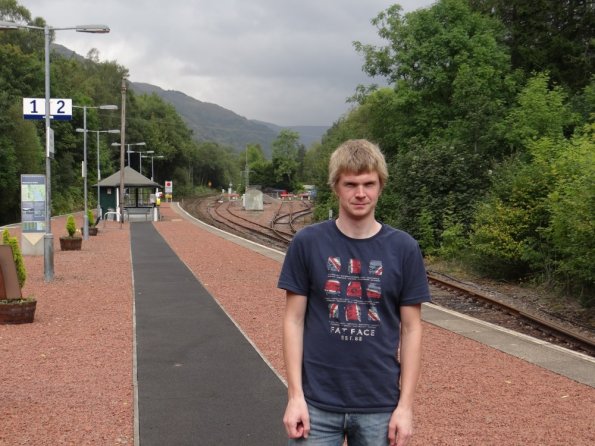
left=388, top=405, right=413, bottom=446
left=283, top=397, right=310, bottom=439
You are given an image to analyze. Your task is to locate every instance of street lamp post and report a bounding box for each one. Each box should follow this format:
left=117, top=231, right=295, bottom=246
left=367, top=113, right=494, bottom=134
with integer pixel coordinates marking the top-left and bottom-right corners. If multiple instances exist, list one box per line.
left=112, top=142, right=146, bottom=166
left=138, top=150, right=154, bottom=175
left=76, top=128, right=119, bottom=220
left=140, top=154, right=164, bottom=181
left=74, top=105, right=117, bottom=239
left=0, top=20, right=110, bottom=281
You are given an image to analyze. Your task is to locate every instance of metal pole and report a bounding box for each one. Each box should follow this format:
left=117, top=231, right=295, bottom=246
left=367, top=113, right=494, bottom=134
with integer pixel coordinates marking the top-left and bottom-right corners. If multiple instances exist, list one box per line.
left=127, top=145, right=131, bottom=166
left=97, top=131, right=101, bottom=218
left=119, top=78, right=126, bottom=226
left=43, top=24, right=54, bottom=282
left=139, top=153, right=143, bottom=175
left=151, top=156, right=154, bottom=181
left=82, top=107, right=89, bottom=239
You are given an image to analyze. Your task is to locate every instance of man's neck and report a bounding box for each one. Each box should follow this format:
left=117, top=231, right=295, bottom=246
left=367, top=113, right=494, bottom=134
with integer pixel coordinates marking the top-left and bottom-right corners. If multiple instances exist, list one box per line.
left=335, top=215, right=381, bottom=239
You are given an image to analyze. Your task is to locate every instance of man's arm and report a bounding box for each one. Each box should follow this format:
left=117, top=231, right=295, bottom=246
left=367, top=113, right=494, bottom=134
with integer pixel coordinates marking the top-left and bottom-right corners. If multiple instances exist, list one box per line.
left=282, top=291, right=310, bottom=439
left=388, top=304, right=424, bottom=446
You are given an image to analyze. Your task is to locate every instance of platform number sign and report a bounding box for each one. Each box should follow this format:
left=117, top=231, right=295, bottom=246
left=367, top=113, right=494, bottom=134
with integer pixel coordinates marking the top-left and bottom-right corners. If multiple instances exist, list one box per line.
left=23, top=98, right=73, bottom=121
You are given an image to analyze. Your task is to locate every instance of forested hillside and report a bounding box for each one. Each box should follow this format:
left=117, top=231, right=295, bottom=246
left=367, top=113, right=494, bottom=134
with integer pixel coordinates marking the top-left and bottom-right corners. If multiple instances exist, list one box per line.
left=0, top=0, right=592, bottom=306
left=129, top=82, right=278, bottom=156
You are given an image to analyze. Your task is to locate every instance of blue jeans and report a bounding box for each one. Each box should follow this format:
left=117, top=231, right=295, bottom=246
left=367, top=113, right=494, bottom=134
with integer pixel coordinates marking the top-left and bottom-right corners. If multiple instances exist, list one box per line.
left=288, top=403, right=392, bottom=446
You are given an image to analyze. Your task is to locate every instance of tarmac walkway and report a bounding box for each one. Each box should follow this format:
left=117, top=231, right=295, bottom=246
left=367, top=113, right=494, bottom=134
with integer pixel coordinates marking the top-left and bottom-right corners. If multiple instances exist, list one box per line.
left=131, top=221, right=287, bottom=445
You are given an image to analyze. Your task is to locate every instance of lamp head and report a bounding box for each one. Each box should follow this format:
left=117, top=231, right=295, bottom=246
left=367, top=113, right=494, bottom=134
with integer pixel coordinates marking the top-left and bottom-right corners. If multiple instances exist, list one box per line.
left=0, top=20, right=20, bottom=30
left=76, top=25, right=110, bottom=33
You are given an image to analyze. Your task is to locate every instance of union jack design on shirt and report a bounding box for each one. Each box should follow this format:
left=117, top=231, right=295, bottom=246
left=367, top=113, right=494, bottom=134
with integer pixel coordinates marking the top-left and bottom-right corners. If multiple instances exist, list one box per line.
left=348, top=259, right=361, bottom=274
left=367, top=305, right=380, bottom=322
left=369, top=260, right=383, bottom=276
left=324, top=279, right=341, bottom=295
left=345, top=303, right=361, bottom=322
left=346, top=281, right=362, bottom=298
left=366, top=282, right=382, bottom=299
left=329, top=303, right=339, bottom=320
left=327, top=256, right=341, bottom=272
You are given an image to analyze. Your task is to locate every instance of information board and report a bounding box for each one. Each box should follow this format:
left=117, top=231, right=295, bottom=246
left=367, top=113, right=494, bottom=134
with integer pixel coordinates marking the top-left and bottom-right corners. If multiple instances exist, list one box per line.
left=21, top=174, right=46, bottom=233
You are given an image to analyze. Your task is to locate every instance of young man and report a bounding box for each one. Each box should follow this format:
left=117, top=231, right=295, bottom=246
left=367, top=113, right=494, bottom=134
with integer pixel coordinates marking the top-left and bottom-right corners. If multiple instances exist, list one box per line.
left=278, top=139, right=431, bottom=446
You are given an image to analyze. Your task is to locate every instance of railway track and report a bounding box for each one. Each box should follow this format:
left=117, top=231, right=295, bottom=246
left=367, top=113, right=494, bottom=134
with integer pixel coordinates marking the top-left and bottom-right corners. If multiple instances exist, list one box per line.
left=427, top=272, right=595, bottom=357
left=180, top=195, right=595, bottom=357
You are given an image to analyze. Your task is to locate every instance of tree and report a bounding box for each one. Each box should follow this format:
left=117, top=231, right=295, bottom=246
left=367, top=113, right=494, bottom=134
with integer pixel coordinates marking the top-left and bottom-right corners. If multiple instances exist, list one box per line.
left=271, top=129, right=302, bottom=191
left=354, top=0, right=515, bottom=157
left=501, top=72, right=579, bottom=153
left=468, top=75, right=594, bottom=302
left=468, top=0, right=595, bottom=92
left=547, top=125, right=594, bottom=304
left=352, top=0, right=517, bottom=234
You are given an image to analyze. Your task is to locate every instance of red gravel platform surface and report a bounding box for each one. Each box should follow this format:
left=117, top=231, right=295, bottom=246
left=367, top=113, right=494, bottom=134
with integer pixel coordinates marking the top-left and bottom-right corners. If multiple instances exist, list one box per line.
left=1, top=203, right=593, bottom=445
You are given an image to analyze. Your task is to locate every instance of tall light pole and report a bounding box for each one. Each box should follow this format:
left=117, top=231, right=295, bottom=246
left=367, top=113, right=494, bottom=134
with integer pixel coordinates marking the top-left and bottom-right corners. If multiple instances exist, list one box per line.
left=74, top=105, right=117, bottom=239
left=77, top=128, right=119, bottom=220
left=140, top=154, right=164, bottom=181
left=112, top=142, right=146, bottom=166
left=0, top=20, right=110, bottom=281
left=138, top=150, right=154, bottom=175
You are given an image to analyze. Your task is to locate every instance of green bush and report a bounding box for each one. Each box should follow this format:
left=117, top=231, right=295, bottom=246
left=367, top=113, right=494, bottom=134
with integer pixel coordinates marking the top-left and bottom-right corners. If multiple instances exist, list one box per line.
left=468, top=198, right=531, bottom=278
left=438, top=222, right=468, bottom=260
left=1, top=229, right=26, bottom=289
left=66, top=215, right=77, bottom=237
left=87, top=209, right=95, bottom=227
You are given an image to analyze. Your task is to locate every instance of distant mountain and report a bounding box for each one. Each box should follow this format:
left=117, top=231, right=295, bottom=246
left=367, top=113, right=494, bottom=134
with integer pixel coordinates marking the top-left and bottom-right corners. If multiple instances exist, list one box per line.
left=52, top=44, right=329, bottom=156
left=53, top=43, right=86, bottom=62
left=130, top=83, right=329, bottom=157
left=131, top=82, right=280, bottom=156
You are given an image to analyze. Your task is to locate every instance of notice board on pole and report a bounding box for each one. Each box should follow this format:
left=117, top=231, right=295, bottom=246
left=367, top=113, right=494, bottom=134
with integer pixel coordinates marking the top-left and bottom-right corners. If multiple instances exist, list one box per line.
left=20, top=174, right=46, bottom=233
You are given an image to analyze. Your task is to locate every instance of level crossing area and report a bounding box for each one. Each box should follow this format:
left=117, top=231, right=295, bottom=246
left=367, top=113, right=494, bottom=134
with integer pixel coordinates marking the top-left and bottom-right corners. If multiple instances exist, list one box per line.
left=1, top=203, right=594, bottom=445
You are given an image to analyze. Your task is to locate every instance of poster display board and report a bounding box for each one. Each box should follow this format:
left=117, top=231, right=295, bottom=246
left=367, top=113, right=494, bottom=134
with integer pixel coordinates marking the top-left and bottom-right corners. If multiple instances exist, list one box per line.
left=21, top=174, right=46, bottom=233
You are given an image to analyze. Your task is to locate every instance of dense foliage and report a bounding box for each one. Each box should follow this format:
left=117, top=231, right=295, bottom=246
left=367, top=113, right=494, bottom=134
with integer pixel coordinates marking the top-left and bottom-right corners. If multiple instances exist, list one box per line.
left=303, top=0, right=593, bottom=305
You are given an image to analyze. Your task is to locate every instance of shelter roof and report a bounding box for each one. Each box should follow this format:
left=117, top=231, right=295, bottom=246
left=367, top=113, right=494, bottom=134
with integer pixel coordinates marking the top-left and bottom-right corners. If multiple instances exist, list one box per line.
left=96, top=166, right=161, bottom=188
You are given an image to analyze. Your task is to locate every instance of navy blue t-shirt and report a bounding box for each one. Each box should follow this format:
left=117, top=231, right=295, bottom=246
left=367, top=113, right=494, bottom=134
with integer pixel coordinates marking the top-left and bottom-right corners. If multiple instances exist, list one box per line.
left=278, top=220, right=431, bottom=413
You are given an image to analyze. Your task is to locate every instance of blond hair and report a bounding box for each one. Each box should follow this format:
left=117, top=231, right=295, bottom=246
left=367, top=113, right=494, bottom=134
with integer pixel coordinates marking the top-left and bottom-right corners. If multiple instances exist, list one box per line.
left=328, top=139, right=388, bottom=190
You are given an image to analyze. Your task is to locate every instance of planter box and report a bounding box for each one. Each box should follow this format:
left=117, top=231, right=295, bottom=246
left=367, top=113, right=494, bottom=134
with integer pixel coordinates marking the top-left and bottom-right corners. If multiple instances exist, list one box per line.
left=83, top=227, right=99, bottom=236
left=0, top=299, right=36, bottom=324
left=60, top=237, right=82, bottom=251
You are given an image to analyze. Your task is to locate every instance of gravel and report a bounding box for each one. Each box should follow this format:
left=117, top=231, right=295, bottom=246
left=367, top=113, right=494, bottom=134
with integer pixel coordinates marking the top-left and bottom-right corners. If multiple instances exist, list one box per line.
left=1, top=204, right=594, bottom=445
left=0, top=218, right=133, bottom=445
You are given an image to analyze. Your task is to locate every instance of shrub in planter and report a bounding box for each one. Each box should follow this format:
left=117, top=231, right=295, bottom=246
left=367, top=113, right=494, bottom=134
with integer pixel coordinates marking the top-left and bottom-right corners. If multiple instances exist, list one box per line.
left=2, top=229, right=26, bottom=289
left=0, top=229, right=36, bottom=324
left=83, top=209, right=99, bottom=235
left=66, top=214, right=77, bottom=237
left=60, top=215, right=82, bottom=250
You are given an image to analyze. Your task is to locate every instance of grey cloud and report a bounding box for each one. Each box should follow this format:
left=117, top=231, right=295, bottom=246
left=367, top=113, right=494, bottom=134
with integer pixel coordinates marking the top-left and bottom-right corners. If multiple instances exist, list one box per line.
left=20, top=0, right=434, bottom=125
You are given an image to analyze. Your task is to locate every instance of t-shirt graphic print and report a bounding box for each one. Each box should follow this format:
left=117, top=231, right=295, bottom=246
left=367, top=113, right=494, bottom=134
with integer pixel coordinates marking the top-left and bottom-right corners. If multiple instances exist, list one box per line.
left=326, top=256, right=382, bottom=342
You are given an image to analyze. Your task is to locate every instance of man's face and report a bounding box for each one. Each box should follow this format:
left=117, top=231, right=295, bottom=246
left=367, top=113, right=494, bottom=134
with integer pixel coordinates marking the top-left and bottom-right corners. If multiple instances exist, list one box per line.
left=334, top=170, right=382, bottom=221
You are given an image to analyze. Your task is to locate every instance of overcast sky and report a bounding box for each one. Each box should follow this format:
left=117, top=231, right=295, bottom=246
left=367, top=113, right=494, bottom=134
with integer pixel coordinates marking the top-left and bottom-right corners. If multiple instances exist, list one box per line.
left=19, top=0, right=434, bottom=126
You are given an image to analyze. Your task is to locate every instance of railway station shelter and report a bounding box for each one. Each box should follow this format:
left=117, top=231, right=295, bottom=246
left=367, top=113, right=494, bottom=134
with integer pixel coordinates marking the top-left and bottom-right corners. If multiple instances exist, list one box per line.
left=95, top=166, right=161, bottom=220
